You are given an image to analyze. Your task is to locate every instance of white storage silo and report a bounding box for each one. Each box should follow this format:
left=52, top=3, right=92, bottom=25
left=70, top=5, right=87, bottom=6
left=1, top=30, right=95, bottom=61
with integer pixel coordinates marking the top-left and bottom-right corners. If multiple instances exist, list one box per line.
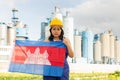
left=0, top=23, right=7, bottom=45
left=74, top=35, right=81, bottom=62
left=109, top=35, right=115, bottom=62
left=63, top=11, right=74, bottom=50
left=108, top=30, right=115, bottom=63
left=115, top=39, right=120, bottom=63
left=94, top=40, right=102, bottom=63
left=100, top=32, right=110, bottom=63
left=7, top=26, right=16, bottom=45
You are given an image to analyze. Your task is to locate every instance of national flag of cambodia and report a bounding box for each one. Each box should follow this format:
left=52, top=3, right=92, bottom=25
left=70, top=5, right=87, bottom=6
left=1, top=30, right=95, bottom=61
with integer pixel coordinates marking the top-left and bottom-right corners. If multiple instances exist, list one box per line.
left=9, top=40, right=66, bottom=77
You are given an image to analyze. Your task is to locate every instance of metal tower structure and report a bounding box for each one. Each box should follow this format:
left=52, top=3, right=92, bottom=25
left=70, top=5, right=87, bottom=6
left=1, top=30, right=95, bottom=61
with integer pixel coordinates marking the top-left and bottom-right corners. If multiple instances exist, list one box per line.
left=12, top=8, right=18, bottom=26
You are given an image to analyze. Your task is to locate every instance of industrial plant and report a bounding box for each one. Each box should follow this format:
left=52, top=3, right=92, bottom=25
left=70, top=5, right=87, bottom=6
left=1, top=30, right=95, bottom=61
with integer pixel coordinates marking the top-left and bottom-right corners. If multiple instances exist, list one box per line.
left=40, top=6, right=120, bottom=65
left=0, top=8, right=28, bottom=71
left=0, top=7, right=120, bottom=72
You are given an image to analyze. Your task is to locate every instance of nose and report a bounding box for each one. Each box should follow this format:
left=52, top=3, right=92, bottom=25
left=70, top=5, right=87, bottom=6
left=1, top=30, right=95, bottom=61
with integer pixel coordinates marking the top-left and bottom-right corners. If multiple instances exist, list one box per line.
left=55, top=30, right=59, bottom=32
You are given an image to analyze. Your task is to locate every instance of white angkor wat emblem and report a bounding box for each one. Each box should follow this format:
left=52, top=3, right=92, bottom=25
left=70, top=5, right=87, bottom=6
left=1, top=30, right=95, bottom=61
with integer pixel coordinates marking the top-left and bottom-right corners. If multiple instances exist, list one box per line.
left=24, top=47, right=51, bottom=65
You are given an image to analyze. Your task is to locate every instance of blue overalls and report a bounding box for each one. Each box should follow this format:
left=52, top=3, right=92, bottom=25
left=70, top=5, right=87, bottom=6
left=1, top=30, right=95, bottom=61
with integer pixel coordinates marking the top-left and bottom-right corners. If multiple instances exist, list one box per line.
left=43, top=41, right=69, bottom=80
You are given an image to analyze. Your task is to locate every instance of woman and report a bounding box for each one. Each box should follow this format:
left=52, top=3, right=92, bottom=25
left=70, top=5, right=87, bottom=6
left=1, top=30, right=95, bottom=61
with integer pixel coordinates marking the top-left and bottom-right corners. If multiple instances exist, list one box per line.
left=44, top=18, right=74, bottom=80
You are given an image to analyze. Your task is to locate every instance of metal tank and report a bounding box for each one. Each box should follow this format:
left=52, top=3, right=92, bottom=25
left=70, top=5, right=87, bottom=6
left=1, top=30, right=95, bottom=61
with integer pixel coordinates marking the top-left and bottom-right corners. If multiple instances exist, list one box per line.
left=82, top=30, right=94, bottom=63
left=0, top=22, right=7, bottom=45
left=40, top=18, right=50, bottom=41
left=15, top=22, right=29, bottom=40
left=7, top=26, right=16, bottom=45
left=45, top=25, right=50, bottom=39
left=100, top=32, right=110, bottom=64
left=63, top=11, right=74, bottom=50
left=114, top=37, right=120, bottom=64
left=93, top=40, right=102, bottom=64
left=109, top=34, right=115, bottom=64
left=74, top=35, right=81, bottom=63
left=40, top=22, right=48, bottom=41
left=16, top=27, right=28, bottom=40
left=63, top=11, right=74, bottom=63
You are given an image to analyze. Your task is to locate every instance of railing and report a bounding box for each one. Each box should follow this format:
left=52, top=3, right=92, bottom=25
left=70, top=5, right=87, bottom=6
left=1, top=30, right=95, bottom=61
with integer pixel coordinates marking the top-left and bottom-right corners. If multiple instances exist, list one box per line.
left=0, top=45, right=13, bottom=72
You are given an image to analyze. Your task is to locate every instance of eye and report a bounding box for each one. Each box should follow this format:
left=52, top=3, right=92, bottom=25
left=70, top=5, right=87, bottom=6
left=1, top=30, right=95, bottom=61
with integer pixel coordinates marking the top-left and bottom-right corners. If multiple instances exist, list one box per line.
left=57, top=28, right=60, bottom=31
left=52, top=28, right=56, bottom=30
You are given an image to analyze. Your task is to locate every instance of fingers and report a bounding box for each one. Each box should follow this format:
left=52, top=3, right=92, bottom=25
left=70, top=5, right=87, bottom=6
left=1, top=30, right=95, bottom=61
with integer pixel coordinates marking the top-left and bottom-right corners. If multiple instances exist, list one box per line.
left=63, top=38, right=71, bottom=46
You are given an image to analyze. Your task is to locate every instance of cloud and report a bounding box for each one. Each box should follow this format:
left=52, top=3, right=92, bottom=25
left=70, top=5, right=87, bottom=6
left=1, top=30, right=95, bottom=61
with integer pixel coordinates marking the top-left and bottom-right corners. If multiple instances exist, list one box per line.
left=62, top=0, right=120, bottom=36
left=0, top=0, right=29, bottom=8
left=0, top=0, right=15, bottom=8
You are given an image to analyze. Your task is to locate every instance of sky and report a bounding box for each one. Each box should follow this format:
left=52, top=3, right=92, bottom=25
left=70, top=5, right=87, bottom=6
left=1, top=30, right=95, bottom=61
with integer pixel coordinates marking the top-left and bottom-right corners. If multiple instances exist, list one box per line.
left=0, top=0, right=120, bottom=40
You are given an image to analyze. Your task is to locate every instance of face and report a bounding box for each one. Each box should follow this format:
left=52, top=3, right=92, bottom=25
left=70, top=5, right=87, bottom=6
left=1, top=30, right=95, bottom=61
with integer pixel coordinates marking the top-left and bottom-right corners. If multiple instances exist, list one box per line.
left=51, top=26, right=62, bottom=38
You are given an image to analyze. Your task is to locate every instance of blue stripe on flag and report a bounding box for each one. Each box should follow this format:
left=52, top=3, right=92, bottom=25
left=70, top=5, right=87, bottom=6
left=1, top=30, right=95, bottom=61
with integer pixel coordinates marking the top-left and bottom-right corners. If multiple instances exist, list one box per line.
left=9, top=63, right=63, bottom=76
left=9, top=63, right=43, bottom=75
left=15, top=40, right=66, bottom=48
left=44, top=65, right=63, bottom=77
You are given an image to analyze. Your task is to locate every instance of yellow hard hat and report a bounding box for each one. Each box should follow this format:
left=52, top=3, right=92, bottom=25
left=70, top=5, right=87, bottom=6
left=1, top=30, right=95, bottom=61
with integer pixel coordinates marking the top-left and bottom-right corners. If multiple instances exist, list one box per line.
left=50, top=18, right=63, bottom=27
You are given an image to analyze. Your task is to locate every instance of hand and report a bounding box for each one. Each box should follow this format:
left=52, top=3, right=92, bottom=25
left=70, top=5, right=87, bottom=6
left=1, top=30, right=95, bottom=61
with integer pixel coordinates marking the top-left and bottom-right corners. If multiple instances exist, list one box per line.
left=63, top=38, right=74, bottom=58
left=63, top=38, right=71, bottom=47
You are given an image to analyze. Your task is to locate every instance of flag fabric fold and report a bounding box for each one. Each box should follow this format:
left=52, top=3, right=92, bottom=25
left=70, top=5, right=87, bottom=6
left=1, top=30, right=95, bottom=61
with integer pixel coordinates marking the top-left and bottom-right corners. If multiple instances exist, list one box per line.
left=9, top=40, right=66, bottom=77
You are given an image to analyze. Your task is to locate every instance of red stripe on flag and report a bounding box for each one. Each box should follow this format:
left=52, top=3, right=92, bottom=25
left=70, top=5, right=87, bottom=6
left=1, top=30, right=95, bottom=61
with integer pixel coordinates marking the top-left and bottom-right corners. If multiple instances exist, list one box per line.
left=12, top=46, right=66, bottom=67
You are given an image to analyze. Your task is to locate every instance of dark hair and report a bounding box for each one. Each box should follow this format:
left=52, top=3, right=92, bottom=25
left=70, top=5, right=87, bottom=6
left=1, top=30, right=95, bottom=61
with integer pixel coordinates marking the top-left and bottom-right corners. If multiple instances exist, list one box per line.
left=48, top=27, right=64, bottom=41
